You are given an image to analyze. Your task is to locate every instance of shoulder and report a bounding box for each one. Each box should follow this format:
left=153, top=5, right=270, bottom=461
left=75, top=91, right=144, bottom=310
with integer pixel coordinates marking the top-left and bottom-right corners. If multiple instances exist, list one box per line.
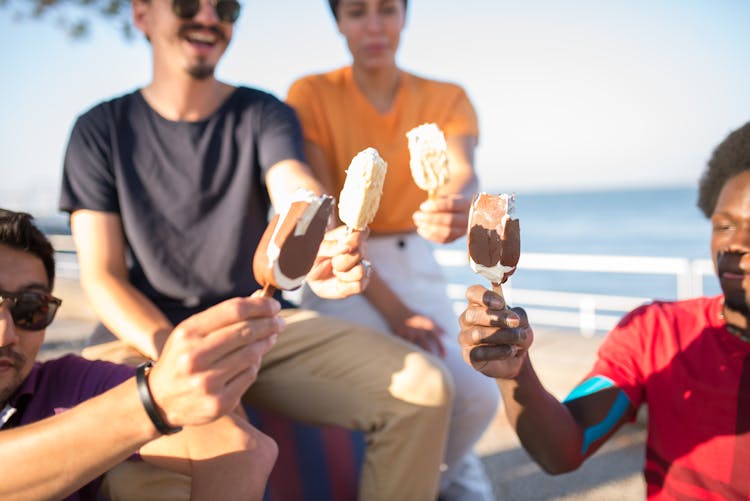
left=288, top=67, right=349, bottom=97
left=233, top=86, right=285, bottom=106
left=402, top=71, right=469, bottom=97
left=233, top=86, right=295, bottom=116
left=38, top=355, right=134, bottom=394
left=618, top=296, right=717, bottom=329
left=606, top=296, right=720, bottom=352
left=74, top=89, right=142, bottom=126
left=69, top=90, right=143, bottom=146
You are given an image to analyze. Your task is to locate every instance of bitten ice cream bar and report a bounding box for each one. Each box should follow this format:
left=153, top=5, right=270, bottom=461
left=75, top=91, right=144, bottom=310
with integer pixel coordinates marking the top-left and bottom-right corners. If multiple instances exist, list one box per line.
left=467, top=193, right=520, bottom=289
left=253, top=189, right=334, bottom=296
left=406, top=122, right=450, bottom=199
left=338, top=147, right=388, bottom=231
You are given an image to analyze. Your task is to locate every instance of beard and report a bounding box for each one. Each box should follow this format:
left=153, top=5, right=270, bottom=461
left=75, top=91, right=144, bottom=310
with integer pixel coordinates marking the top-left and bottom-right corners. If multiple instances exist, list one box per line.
left=187, top=62, right=215, bottom=80
left=717, top=251, right=750, bottom=316
left=0, top=347, right=26, bottom=405
left=723, top=286, right=750, bottom=316
left=179, top=23, right=224, bottom=81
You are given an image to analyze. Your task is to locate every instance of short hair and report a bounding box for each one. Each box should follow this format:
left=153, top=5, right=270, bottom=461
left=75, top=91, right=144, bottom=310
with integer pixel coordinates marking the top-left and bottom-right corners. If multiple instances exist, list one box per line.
left=697, top=121, right=750, bottom=218
left=328, top=0, right=408, bottom=21
left=0, top=209, right=56, bottom=289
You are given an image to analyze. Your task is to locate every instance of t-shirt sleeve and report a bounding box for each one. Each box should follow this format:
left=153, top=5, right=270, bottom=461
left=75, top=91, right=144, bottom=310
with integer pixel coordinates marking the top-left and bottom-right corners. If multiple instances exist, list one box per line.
left=442, top=85, right=480, bottom=141
left=59, top=107, right=119, bottom=214
left=257, top=96, right=306, bottom=175
left=584, top=305, right=650, bottom=410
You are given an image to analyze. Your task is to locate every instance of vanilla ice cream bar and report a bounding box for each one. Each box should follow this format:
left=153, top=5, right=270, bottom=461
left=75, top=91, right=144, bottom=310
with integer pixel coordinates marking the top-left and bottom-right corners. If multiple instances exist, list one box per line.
left=467, top=193, right=520, bottom=286
left=338, top=147, right=388, bottom=231
left=406, top=123, right=450, bottom=198
left=253, top=189, right=334, bottom=295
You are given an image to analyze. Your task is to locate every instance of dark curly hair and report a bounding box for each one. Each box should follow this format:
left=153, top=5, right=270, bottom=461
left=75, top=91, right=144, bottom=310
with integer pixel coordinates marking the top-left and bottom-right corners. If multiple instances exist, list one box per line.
left=697, top=121, right=750, bottom=218
left=0, top=209, right=56, bottom=289
left=328, top=0, right=407, bottom=21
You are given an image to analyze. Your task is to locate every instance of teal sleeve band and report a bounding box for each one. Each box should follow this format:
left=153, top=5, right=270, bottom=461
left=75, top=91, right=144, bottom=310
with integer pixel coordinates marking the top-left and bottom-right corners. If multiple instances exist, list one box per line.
left=564, top=375, right=631, bottom=455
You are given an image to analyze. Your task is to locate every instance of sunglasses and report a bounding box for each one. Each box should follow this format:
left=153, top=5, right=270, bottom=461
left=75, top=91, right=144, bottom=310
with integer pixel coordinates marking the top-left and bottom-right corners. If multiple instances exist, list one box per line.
left=0, top=289, right=62, bottom=331
left=172, top=0, right=241, bottom=23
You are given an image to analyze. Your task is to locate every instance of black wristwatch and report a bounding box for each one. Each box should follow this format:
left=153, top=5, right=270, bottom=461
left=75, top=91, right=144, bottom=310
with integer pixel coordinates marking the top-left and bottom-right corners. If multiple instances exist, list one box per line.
left=136, top=361, right=183, bottom=435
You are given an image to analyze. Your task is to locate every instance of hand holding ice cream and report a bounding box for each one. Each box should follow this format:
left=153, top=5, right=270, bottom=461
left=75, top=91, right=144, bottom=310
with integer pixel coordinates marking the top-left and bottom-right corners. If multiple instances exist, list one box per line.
left=461, top=193, right=528, bottom=375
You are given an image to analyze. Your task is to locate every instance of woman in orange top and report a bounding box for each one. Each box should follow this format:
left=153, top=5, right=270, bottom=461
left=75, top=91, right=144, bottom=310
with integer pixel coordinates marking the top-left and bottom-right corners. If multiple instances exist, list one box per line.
left=286, top=1, right=498, bottom=498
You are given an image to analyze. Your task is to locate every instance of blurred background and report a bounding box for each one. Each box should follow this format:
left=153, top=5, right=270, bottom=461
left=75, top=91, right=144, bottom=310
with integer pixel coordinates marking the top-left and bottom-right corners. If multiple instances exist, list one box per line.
left=2, top=0, right=749, bottom=212
left=2, top=0, right=749, bottom=318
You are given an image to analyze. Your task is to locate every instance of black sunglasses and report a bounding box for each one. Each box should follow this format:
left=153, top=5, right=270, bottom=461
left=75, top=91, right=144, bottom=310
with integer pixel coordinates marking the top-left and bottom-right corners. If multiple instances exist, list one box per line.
left=172, top=0, right=241, bottom=23
left=0, top=289, right=62, bottom=331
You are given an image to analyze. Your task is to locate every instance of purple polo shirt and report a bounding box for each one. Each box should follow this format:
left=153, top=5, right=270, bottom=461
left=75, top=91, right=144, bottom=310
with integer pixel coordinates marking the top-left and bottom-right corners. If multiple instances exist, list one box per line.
left=3, top=355, right=135, bottom=501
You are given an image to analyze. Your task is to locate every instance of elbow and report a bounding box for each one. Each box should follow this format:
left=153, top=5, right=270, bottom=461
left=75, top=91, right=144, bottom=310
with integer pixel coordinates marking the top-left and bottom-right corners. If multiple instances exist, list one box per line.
left=530, top=451, right=584, bottom=475
left=538, top=460, right=581, bottom=476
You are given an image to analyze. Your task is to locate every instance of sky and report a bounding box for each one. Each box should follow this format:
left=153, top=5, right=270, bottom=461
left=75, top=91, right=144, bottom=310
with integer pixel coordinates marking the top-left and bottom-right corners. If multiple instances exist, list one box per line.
left=1, top=0, right=750, bottom=216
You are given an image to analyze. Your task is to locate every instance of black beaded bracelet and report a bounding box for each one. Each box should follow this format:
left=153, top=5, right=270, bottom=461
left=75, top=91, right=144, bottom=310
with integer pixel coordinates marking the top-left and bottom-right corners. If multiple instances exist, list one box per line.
left=136, top=361, right=182, bottom=435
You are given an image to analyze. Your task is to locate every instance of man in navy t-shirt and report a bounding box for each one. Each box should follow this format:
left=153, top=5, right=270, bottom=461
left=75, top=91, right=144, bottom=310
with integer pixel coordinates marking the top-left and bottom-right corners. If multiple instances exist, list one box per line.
left=58, top=0, right=454, bottom=498
left=0, top=209, right=281, bottom=500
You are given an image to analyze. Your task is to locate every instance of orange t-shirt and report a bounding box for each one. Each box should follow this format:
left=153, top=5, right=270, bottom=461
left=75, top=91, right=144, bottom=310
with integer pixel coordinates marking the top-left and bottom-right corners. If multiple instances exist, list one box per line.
left=287, top=66, right=479, bottom=233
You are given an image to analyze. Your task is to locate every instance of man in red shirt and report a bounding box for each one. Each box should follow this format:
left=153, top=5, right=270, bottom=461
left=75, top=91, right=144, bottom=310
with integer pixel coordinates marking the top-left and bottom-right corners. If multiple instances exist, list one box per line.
left=458, top=121, right=750, bottom=500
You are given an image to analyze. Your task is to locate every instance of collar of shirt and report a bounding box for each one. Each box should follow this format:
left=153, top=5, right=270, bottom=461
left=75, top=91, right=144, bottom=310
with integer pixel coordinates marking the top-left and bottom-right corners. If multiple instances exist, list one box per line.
left=3, top=362, right=42, bottom=422
left=0, top=403, right=17, bottom=429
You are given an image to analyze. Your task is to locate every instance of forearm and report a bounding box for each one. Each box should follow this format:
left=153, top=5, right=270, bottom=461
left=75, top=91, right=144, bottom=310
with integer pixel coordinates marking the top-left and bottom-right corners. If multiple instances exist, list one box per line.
left=442, top=134, right=479, bottom=197
left=362, top=270, right=411, bottom=329
left=498, top=357, right=585, bottom=473
left=0, top=379, right=159, bottom=501
left=265, top=159, right=328, bottom=209
left=441, top=167, right=478, bottom=198
left=81, top=272, right=172, bottom=359
left=141, top=409, right=275, bottom=501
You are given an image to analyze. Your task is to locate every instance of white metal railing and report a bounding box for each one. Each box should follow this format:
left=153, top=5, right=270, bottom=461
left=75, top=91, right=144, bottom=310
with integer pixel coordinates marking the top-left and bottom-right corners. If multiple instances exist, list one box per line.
left=434, top=249, right=714, bottom=336
left=52, top=232, right=715, bottom=336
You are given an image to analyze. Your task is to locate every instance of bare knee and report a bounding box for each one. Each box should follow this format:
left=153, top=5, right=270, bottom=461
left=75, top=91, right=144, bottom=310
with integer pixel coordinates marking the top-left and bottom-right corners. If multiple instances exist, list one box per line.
left=252, top=428, right=278, bottom=479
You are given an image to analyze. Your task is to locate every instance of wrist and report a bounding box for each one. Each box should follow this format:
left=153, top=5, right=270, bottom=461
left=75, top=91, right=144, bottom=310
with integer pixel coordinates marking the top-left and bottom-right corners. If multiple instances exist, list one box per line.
left=136, top=362, right=182, bottom=435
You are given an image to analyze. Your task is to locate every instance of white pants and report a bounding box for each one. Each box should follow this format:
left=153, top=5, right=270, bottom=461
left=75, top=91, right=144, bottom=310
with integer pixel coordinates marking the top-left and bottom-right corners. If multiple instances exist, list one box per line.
left=292, top=233, right=498, bottom=498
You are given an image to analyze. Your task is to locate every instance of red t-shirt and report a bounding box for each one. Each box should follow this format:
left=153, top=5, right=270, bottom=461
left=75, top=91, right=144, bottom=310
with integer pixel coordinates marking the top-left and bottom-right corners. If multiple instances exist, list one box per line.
left=590, top=295, right=750, bottom=500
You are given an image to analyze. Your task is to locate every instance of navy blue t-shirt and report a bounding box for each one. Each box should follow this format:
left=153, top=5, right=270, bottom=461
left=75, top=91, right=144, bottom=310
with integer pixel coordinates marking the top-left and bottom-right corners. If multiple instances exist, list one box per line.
left=60, top=87, right=304, bottom=334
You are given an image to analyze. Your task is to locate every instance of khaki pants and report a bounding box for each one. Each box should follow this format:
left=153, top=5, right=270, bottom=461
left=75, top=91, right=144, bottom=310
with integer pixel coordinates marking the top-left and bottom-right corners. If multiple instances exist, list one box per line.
left=84, top=309, right=453, bottom=501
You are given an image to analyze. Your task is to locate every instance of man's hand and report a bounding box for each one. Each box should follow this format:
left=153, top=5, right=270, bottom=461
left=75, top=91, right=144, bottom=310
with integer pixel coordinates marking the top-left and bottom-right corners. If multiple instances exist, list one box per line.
left=147, top=294, right=283, bottom=428
left=412, top=194, right=471, bottom=244
left=306, top=225, right=372, bottom=299
left=458, top=285, right=533, bottom=379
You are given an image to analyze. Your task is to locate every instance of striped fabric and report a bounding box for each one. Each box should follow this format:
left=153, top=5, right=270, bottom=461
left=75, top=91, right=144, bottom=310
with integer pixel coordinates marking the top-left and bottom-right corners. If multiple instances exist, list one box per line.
left=246, top=407, right=366, bottom=501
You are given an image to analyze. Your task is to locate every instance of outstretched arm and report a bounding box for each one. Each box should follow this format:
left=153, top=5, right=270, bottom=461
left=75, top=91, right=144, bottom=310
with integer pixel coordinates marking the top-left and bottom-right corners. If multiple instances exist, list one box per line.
left=459, top=285, right=635, bottom=473
left=265, top=156, right=372, bottom=299
left=0, top=295, right=282, bottom=501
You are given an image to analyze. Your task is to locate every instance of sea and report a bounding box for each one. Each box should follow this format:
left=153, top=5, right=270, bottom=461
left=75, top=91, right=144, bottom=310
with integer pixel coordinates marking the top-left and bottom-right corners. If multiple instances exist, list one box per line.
left=35, top=185, right=722, bottom=303
left=442, top=185, right=721, bottom=301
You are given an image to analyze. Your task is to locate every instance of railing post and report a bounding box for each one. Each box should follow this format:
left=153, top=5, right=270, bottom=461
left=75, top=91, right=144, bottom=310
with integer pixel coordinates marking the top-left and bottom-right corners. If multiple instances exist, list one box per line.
left=579, top=297, right=596, bottom=337
left=676, top=258, right=692, bottom=299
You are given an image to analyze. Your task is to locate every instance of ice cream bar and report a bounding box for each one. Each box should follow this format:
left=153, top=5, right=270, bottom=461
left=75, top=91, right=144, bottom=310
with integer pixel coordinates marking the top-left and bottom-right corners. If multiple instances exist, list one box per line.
left=406, top=123, right=450, bottom=198
left=338, top=147, right=388, bottom=231
left=467, top=193, right=520, bottom=296
left=253, top=189, right=334, bottom=297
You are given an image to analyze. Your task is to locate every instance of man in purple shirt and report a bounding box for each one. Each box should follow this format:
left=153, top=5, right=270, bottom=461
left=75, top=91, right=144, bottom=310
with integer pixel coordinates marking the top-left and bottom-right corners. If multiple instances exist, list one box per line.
left=0, top=208, right=282, bottom=501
